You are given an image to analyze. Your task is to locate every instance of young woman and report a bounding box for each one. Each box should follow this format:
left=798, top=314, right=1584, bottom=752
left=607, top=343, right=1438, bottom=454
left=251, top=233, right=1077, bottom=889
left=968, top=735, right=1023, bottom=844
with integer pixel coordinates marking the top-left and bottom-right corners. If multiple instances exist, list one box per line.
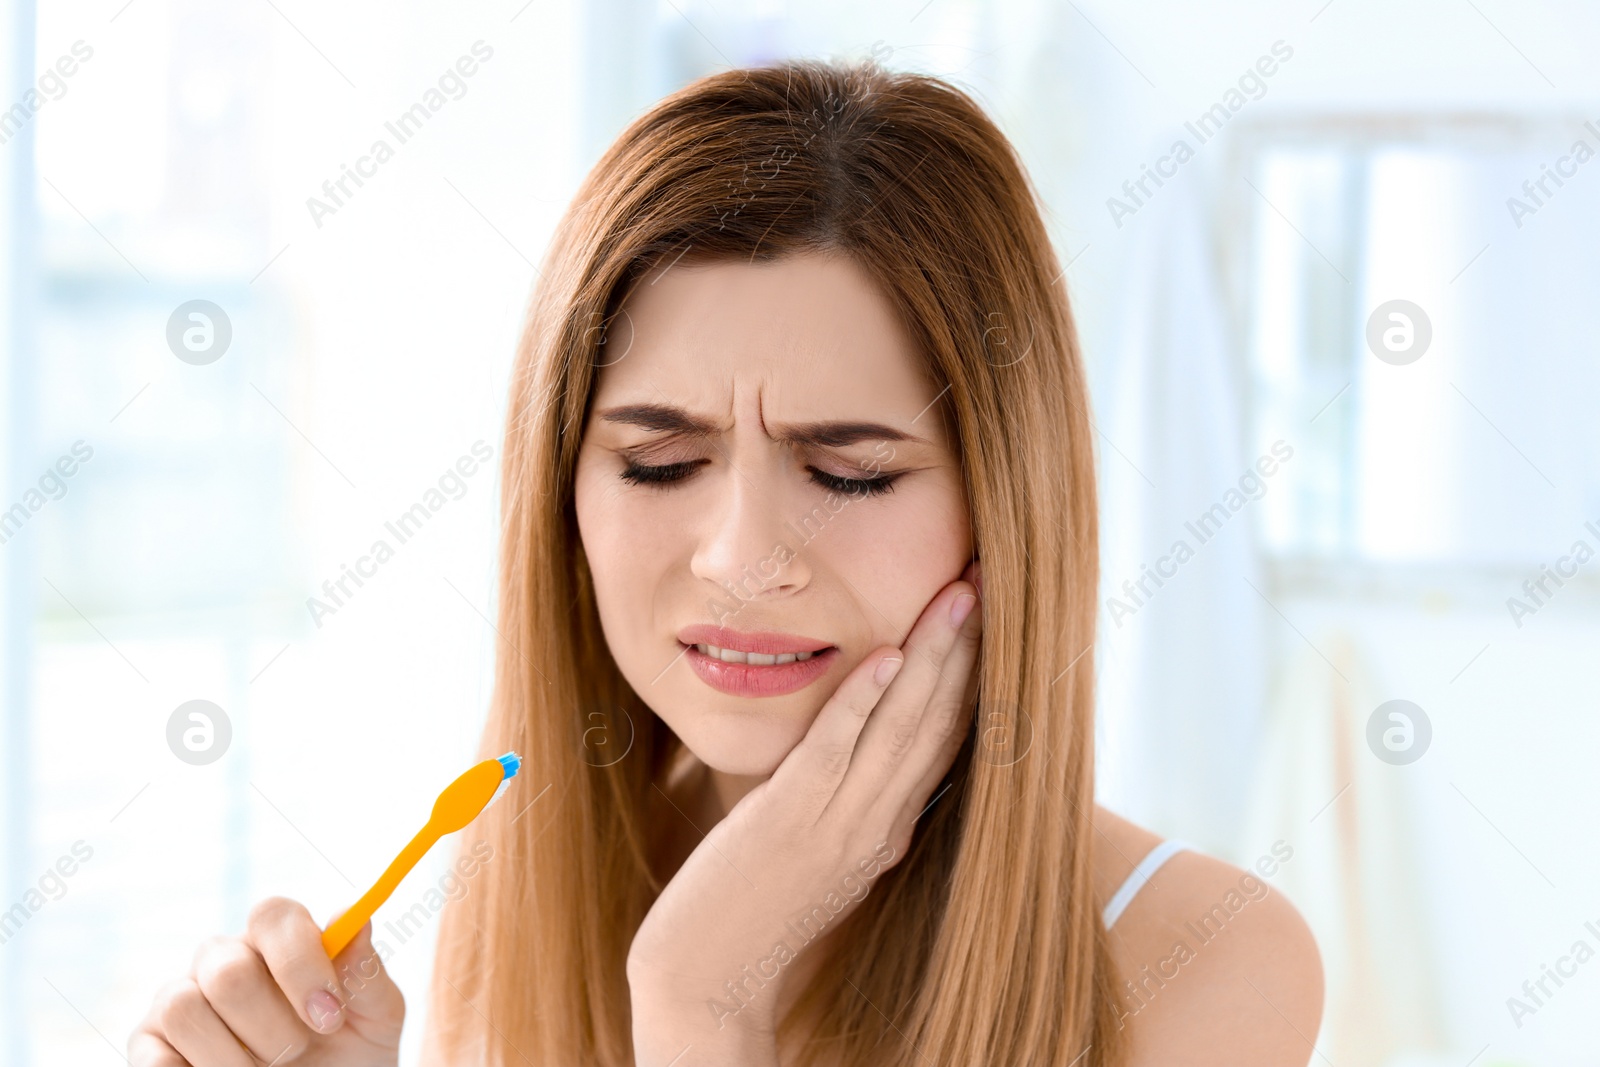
left=130, top=60, right=1322, bottom=1067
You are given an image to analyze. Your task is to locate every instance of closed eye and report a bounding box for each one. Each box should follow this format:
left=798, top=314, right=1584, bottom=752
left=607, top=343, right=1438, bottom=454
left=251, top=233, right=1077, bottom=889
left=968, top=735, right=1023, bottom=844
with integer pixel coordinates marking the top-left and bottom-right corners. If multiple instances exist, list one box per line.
left=617, top=460, right=899, bottom=496
left=618, top=459, right=703, bottom=486
left=807, top=467, right=899, bottom=497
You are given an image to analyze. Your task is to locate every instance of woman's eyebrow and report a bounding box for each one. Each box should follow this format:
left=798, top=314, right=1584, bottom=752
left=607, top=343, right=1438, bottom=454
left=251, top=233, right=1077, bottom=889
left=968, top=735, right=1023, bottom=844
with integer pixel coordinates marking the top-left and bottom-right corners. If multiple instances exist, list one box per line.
left=596, top=404, right=717, bottom=437
left=596, top=403, right=930, bottom=446
left=779, top=420, right=929, bottom=448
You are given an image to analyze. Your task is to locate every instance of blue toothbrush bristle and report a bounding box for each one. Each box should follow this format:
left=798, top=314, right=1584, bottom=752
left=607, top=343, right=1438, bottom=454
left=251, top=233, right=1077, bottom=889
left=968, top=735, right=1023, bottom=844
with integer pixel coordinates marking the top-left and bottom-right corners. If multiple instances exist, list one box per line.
left=497, top=751, right=521, bottom=779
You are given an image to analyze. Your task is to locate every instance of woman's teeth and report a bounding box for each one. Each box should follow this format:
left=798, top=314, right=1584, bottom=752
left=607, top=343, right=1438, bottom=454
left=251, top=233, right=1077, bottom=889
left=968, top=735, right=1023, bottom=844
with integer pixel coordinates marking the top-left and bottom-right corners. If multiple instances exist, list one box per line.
left=694, top=644, right=820, bottom=665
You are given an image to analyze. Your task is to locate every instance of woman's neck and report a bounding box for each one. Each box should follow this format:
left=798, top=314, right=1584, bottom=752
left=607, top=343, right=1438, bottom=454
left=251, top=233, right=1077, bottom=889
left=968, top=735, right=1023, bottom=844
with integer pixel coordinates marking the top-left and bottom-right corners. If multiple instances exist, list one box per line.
left=656, top=742, right=768, bottom=825
left=651, top=757, right=767, bottom=871
left=704, top=768, right=767, bottom=821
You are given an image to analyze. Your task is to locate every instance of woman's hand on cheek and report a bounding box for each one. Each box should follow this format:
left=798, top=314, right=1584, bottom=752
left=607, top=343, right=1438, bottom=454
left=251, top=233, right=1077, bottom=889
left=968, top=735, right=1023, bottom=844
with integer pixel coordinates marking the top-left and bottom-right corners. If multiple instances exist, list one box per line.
left=627, top=569, right=982, bottom=1067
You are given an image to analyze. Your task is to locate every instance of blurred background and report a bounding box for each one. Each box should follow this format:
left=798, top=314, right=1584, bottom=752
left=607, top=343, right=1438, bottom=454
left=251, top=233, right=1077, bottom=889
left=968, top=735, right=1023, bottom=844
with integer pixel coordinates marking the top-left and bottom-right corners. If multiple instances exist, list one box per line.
left=1, top=0, right=1597, bottom=1064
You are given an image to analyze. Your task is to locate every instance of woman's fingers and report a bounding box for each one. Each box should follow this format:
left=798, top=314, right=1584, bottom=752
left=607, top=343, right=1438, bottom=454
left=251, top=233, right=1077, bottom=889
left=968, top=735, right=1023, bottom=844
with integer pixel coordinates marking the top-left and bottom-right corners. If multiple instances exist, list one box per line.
left=328, top=920, right=406, bottom=1029
left=769, top=644, right=904, bottom=821
left=768, top=564, right=984, bottom=833
left=190, top=931, right=312, bottom=1064
left=146, top=975, right=260, bottom=1067
left=883, top=566, right=979, bottom=825
left=832, top=578, right=981, bottom=820
left=886, top=584, right=984, bottom=826
left=244, top=896, right=349, bottom=1036
left=127, top=1026, right=190, bottom=1067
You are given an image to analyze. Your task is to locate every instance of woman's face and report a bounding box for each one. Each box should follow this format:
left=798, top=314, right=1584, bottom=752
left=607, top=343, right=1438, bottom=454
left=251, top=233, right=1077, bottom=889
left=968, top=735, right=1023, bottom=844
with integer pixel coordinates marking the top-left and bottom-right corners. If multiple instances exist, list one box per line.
left=573, top=251, right=974, bottom=778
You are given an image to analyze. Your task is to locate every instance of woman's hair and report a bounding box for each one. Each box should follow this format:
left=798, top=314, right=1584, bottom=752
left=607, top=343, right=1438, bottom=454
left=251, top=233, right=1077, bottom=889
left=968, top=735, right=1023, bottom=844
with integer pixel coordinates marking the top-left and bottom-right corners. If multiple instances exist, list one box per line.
left=425, top=59, right=1119, bottom=1066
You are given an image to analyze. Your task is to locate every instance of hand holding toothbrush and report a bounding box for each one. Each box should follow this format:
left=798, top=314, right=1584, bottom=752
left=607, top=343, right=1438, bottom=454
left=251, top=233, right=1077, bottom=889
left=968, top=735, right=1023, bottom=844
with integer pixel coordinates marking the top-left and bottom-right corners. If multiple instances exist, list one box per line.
left=128, top=902, right=404, bottom=1067
left=128, top=752, right=520, bottom=1066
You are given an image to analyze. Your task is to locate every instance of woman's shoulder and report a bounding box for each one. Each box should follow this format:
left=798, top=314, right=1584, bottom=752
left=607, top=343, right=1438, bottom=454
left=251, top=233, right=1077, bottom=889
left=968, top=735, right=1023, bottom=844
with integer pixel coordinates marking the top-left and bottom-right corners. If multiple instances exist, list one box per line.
left=1090, top=805, right=1324, bottom=1067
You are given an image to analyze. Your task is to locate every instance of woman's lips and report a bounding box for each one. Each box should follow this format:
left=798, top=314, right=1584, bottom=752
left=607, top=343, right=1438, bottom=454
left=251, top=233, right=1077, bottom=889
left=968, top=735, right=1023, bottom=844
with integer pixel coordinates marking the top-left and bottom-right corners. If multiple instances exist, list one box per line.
left=676, top=624, right=831, bottom=656
left=683, top=642, right=840, bottom=697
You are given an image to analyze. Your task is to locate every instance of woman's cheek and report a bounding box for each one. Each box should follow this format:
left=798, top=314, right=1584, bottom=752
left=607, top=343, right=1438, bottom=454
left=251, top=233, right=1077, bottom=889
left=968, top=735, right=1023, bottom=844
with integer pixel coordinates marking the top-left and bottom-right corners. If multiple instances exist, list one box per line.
left=602, top=507, right=669, bottom=625
left=830, top=490, right=968, bottom=640
left=577, top=475, right=653, bottom=671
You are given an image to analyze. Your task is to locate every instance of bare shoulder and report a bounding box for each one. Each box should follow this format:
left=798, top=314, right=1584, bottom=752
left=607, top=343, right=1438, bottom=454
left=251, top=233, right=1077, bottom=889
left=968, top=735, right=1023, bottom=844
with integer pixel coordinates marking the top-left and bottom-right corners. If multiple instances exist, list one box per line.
left=1091, top=806, right=1325, bottom=1067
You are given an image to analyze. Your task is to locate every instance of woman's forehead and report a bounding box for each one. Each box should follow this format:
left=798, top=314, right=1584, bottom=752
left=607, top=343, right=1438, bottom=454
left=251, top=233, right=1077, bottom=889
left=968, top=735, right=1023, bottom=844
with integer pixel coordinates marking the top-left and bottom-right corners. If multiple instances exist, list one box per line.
left=590, top=253, right=950, bottom=446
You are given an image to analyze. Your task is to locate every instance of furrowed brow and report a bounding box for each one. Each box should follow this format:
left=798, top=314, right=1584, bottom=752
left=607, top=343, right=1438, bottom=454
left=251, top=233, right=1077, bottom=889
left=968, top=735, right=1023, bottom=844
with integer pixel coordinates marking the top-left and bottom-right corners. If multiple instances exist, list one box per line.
left=596, top=404, right=929, bottom=447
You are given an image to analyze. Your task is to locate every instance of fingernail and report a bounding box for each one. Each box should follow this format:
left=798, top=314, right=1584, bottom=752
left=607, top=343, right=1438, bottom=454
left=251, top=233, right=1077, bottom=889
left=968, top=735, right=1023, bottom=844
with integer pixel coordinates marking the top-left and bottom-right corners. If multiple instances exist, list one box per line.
left=307, top=989, right=343, bottom=1032
left=950, top=592, right=977, bottom=627
left=874, top=655, right=904, bottom=686
left=973, top=562, right=983, bottom=599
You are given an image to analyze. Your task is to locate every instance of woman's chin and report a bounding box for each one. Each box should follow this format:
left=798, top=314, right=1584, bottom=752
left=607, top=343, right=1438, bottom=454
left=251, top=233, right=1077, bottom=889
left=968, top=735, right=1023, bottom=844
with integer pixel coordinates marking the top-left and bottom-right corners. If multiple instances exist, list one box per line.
left=675, top=719, right=811, bottom=780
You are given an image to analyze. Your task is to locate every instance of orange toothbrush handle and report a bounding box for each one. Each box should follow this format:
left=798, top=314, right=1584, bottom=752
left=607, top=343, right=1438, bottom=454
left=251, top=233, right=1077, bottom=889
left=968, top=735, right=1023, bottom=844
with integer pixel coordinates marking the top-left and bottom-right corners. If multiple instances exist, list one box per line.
left=319, top=757, right=513, bottom=958
left=321, top=825, right=437, bottom=958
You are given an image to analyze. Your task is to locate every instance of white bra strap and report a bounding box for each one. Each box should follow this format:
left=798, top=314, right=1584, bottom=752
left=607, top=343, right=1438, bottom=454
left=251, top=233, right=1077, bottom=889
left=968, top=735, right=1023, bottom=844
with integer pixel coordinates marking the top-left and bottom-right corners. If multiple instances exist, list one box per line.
left=1101, top=839, right=1192, bottom=930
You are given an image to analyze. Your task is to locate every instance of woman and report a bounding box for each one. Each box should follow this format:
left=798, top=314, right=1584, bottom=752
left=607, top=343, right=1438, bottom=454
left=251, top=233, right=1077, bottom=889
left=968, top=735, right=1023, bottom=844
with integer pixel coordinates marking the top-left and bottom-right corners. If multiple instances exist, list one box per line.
left=129, top=60, right=1322, bottom=1066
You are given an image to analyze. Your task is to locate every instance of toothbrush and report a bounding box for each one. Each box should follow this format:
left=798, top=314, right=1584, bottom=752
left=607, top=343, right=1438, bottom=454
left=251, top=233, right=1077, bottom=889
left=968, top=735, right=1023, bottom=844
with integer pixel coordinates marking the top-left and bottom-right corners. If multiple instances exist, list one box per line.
left=321, top=751, right=521, bottom=958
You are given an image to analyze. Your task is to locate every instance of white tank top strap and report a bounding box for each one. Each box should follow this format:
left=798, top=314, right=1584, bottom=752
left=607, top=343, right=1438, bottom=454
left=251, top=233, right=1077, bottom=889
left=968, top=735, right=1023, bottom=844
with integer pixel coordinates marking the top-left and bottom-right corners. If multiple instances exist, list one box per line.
left=1101, top=838, right=1194, bottom=930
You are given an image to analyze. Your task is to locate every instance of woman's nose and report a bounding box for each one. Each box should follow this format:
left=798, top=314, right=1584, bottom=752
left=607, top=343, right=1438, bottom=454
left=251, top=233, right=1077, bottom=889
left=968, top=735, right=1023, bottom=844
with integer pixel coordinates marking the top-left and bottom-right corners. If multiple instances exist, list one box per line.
left=688, top=466, right=811, bottom=600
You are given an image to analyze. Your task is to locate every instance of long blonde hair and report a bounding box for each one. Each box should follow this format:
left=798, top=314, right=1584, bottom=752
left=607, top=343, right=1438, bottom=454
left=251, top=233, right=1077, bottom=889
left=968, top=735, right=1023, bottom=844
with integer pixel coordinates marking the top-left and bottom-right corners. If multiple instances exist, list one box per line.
left=425, top=59, right=1122, bottom=1066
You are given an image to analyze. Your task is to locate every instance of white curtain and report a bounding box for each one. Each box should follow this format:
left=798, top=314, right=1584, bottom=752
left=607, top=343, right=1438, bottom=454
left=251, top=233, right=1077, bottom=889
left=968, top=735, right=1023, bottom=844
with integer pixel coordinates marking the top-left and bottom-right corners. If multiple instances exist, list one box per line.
left=1242, top=634, right=1447, bottom=1064
left=1094, top=144, right=1267, bottom=854
left=1091, top=132, right=1448, bottom=1064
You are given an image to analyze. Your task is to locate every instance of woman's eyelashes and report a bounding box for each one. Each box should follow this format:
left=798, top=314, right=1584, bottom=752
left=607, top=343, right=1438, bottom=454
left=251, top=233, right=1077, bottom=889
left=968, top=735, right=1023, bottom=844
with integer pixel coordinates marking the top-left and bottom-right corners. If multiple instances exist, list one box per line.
left=808, top=466, right=899, bottom=496
left=618, top=458, right=702, bottom=486
left=617, top=457, right=900, bottom=496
